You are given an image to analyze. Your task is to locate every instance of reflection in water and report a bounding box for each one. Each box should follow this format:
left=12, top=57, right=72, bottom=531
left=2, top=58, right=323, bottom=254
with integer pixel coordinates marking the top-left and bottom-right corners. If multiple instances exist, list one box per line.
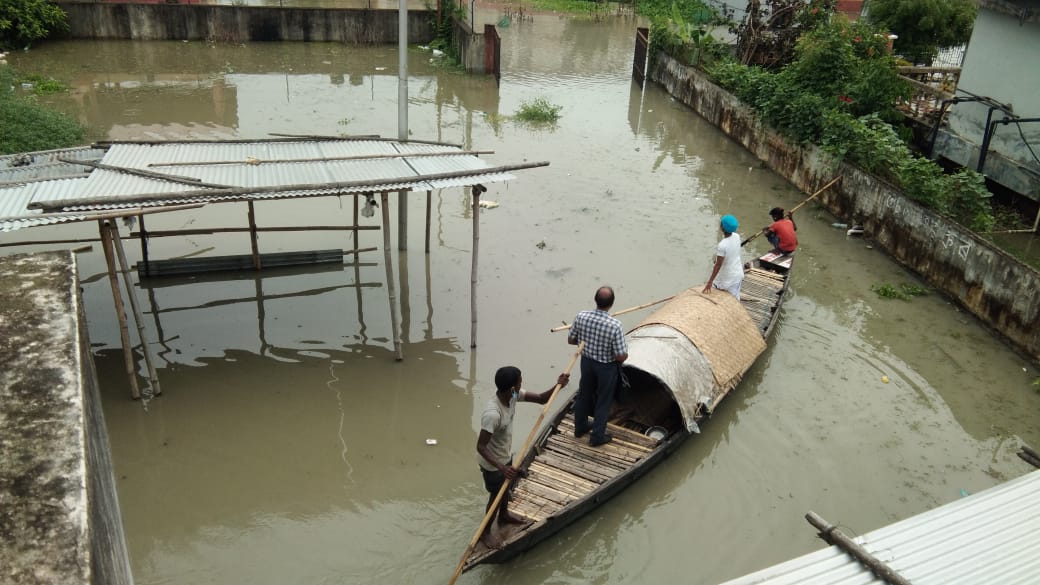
left=6, top=12, right=1040, bottom=585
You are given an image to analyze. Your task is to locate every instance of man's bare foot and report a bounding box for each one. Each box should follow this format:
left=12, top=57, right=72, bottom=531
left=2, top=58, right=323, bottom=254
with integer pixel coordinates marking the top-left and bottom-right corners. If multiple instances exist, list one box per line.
left=499, top=511, right=528, bottom=525
left=481, top=533, right=504, bottom=550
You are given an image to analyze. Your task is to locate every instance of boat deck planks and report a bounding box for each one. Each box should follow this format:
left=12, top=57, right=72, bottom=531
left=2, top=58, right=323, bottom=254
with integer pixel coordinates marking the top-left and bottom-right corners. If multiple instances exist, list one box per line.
left=740, top=267, right=786, bottom=332
left=501, top=412, right=657, bottom=531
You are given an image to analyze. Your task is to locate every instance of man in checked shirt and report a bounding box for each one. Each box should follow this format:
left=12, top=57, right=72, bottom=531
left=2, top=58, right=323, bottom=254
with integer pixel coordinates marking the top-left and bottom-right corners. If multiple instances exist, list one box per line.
left=567, top=286, right=628, bottom=447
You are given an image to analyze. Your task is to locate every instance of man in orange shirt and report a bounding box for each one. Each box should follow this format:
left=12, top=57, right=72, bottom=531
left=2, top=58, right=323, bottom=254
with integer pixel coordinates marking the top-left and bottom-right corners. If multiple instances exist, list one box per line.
left=765, top=207, right=798, bottom=254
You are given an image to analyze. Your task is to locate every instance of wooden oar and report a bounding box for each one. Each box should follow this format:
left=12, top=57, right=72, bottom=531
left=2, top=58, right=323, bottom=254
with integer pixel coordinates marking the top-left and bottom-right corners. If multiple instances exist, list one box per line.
left=447, top=342, right=584, bottom=585
left=550, top=297, right=674, bottom=332
left=741, top=175, right=842, bottom=247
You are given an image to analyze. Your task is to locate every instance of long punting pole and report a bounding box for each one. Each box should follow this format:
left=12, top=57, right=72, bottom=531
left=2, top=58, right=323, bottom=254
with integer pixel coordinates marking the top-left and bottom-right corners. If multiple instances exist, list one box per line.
left=549, top=295, right=676, bottom=332
left=98, top=220, right=141, bottom=399
left=380, top=192, right=403, bottom=360
left=107, top=221, right=162, bottom=397
left=742, top=175, right=842, bottom=247
left=447, top=342, right=585, bottom=585
left=470, top=186, right=480, bottom=348
left=805, top=511, right=913, bottom=585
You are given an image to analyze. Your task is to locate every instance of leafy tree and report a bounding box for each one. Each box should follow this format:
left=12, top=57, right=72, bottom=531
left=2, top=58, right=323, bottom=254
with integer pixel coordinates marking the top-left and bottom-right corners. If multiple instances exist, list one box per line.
left=0, top=0, right=68, bottom=51
left=865, top=0, right=977, bottom=64
left=785, top=16, right=908, bottom=121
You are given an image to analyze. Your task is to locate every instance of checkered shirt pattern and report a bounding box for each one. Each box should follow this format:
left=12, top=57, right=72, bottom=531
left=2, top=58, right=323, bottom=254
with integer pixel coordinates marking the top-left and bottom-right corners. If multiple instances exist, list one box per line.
left=568, top=309, right=627, bottom=363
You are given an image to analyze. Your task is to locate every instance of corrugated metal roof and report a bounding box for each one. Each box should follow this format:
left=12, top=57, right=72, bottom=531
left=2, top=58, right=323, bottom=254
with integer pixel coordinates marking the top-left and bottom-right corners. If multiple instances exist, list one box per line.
left=719, top=469, right=1040, bottom=585
left=0, top=138, right=534, bottom=232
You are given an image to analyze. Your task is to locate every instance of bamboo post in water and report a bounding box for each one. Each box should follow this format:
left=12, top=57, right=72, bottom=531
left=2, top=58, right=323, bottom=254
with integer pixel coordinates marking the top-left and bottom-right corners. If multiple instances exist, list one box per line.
left=425, top=189, right=432, bottom=254
left=107, top=221, right=162, bottom=397
left=470, top=185, right=483, bottom=348
left=98, top=220, right=141, bottom=400
left=247, top=201, right=261, bottom=271
left=380, top=191, right=403, bottom=360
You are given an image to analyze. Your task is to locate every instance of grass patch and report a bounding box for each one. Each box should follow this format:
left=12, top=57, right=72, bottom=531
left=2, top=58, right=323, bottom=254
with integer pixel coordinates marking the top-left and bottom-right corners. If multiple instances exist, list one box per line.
left=521, top=0, right=614, bottom=16
left=16, top=73, right=69, bottom=94
left=871, top=283, right=929, bottom=301
left=515, top=98, right=562, bottom=124
left=1, top=66, right=84, bottom=154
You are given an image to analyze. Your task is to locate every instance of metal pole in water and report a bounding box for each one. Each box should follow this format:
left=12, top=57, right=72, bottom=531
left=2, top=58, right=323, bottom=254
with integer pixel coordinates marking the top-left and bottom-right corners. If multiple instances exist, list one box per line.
left=398, top=0, right=409, bottom=251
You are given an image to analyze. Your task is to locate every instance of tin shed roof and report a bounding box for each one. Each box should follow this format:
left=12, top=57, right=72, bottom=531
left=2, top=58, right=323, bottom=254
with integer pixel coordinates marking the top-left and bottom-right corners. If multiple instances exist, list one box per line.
left=0, top=138, right=543, bottom=232
left=719, top=468, right=1040, bottom=585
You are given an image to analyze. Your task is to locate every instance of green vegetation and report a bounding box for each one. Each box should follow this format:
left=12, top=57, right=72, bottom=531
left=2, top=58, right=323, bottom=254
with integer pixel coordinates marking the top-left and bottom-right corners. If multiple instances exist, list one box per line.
left=515, top=98, right=562, bottom=124
left=695, top=16, right=994, bottom=232
left=0, top=65, right=84, bottom=154
left=865, top=0, right=977, bottom=64
left=15, top=72, right=67, bottom=94
left=871, top=282, right=928, bottom=300
left=0, top=0, right=68, bottom=50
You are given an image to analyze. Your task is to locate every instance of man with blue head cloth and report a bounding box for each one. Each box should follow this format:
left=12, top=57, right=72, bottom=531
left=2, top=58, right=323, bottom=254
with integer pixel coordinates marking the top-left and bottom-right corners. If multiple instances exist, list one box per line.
left=702, top=214, right=744, bottom=300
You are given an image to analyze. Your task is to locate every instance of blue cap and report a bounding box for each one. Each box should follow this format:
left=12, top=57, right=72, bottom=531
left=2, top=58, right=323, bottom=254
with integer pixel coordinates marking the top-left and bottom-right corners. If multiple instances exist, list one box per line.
left=720, top=214, right=738, bottom=233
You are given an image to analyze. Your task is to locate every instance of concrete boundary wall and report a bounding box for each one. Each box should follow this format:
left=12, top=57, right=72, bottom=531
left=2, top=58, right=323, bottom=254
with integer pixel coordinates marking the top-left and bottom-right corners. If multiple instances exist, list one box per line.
left=649, top=52, right=1040, bottom=361
left=0, top=251, right=133, bottom=584
left=56, top=2, right=435, bottom=43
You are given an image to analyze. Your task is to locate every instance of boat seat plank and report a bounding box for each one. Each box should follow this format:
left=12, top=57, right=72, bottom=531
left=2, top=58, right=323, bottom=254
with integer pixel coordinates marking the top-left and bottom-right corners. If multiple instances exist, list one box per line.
left=522, top=470, right=593, bottom=499
left=528, top=461, right=599, bottom=492
left=546, top=433, right=645, bottom=464
left=557, top=417, right=658, bottom=451
left=535, top=453, right=614, bottom=484
left=515, top=476, right=578, bottom=506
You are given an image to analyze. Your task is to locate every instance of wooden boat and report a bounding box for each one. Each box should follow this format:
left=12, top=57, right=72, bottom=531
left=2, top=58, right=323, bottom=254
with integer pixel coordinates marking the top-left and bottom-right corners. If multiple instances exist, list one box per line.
left=461, top=251, right=793, bottom=571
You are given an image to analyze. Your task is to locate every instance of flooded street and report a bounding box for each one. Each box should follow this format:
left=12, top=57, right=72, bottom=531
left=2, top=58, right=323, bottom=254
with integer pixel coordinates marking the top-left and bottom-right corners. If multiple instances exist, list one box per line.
left=6, top=10, right=1040, bottom=585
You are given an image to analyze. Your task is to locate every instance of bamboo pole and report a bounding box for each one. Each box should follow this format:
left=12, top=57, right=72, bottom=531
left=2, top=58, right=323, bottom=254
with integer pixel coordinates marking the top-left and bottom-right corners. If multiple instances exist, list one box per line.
left=380, top=192, right=403, bottom=360
left=805, top=511, right=913, bottom=585
left=92, top=135, right=377, bottom=146
left=470, top=185, right=482, bottom=348
left=58, top=157, right=229, bottom=188
left=247, top=201, right=261, bottom=271
left=0, top=203, right=205, bottom=225
left=107, top=221, right=162, bottom=397
left=425, top=189, right=432, bottom=254
left=139, top=213, right=151, bottom=277
left=128, top=225, right=381, bottom=238
left=742, top=176, right=842, bottom=247
left=98, top=220, right=141, bottom=400
left=447, top=343, right=584, bottom=585
left=268, top=134, right=462, bottom=147
left=148, top=150, right=495, bottom=168
left=29, top=161, right=552, bottom=212
left=550, top=295, right=675, bottom=332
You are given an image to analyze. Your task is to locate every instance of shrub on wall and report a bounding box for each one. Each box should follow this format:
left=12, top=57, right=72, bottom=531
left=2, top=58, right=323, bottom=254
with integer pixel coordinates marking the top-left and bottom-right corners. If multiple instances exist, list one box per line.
left=688, top=18, right=996, bottom=232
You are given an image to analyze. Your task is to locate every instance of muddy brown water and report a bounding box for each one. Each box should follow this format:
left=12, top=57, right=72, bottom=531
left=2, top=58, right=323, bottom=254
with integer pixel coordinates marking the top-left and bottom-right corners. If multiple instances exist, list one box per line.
left=5, top=11, right=1040, bottom=585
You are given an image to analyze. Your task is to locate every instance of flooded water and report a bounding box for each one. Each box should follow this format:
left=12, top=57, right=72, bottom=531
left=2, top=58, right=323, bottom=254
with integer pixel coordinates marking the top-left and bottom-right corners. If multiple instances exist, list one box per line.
left=5, top=9, right=1040, bottom=585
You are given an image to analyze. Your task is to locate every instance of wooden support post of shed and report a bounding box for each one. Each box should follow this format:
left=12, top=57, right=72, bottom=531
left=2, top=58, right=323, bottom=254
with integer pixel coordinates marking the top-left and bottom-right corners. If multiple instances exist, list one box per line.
left=470, top=185, right=483, bottom=348
left=107, top=221, right=162, bottom=397
left=247, top=201, right=261, bottom=270
left=139, top=214, right=151, bottom=277
left=380, top=191, right=404, bottom=360
left=98, top=220, right=141, bottom=400
left=425, top=190, right=432, bottom=253
left=353, top=194, right=360, bottom=249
